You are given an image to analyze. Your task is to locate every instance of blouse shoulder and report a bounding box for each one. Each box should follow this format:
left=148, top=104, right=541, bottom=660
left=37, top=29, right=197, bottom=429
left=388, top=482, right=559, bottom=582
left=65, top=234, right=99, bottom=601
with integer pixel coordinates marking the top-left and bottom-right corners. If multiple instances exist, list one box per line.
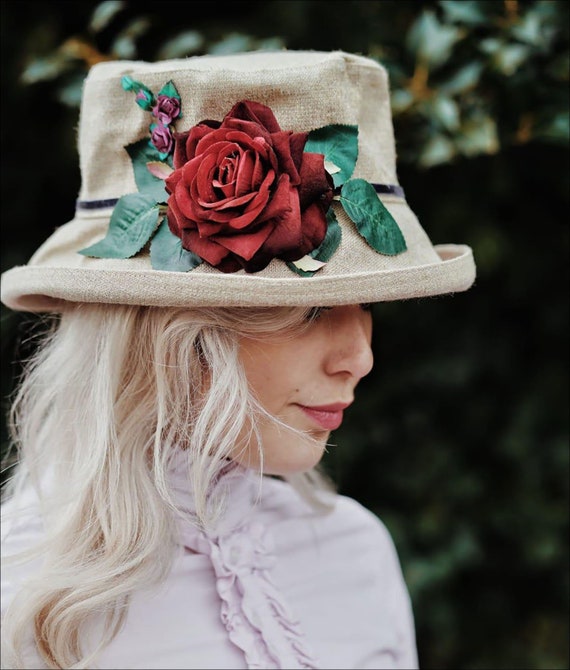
left=257, top=477, right=419, bottom=669
left=261, top=475, right=400, bottom=554
left=259, top=476, right=411, bottom=598
left=331, top=493, right=401, bottom=554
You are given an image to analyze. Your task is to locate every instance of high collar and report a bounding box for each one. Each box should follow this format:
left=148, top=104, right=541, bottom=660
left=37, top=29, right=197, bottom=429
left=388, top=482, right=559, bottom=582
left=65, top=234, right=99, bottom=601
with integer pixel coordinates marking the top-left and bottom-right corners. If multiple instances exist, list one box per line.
left=168, top=451, right=264, bottom=539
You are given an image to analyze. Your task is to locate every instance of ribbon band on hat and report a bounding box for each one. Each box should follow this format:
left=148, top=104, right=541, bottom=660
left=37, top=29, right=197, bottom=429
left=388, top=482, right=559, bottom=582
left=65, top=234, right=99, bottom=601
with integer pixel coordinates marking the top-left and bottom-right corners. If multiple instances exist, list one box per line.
left=75, top=184, right=406, bottom=212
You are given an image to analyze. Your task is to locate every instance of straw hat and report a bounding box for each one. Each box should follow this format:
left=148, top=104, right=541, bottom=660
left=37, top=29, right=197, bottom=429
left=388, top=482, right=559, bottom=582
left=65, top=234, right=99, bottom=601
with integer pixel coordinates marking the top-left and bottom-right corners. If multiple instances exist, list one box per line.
left=0, top=50, right=475, bottom=312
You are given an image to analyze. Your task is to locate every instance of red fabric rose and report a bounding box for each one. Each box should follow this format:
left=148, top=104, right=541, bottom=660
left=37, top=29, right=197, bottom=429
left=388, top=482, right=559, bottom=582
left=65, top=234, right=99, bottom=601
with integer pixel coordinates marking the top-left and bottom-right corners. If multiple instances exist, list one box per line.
left=165, top=100, right=333, bottom=272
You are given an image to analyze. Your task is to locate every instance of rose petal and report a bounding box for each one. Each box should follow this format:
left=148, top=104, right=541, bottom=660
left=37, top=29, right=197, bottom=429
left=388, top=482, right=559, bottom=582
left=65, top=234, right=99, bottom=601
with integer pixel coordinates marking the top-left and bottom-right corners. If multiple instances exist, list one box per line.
left=235, top=149, right=256, bottom=196
left=224, top=100, right=282, bottom=134
left=214, top=224, right=274, bottom=261
left=253, top=173, right=292, bottom=223
left=271, top=130, right=304, bottom=185
left=146, top=161, right=174, bottom=180
left=197, top=129, right=268, bottom=159
left=215, top=255, right=243, bottom=273
left=178, top=122, right=219, bottom=167
left=298, top=152, right=334, bottom=210
left=166, top=191, right=190, bottom=238
left=172, top=131, right=190, bottom=168
left=250, top=149, right=265, bottom=189
left=296, top=201, right=329, bottom=255
left=223, top=118, right=273, bottom=144
left=178, top=228, right=231, bottom=266
left=266, top=199, right=327, bottom=264
left=194, top=152, right=224, bottom=204
left=214, top=156, right=239, bottom=195
left=211, top=191, right=258, bottom=211
left=165, top=167, right=183, bottom=196
left=204, top=168, right=275, bottom=228
left=222, top=188, right=270, bottom=228
left=257, top=187, right=303, bottom=259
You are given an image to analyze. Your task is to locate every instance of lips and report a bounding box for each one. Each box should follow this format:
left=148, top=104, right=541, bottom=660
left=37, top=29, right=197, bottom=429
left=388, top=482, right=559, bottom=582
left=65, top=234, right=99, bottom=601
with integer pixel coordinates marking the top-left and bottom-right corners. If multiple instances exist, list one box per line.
left=297, top=402, right=351, bottom=431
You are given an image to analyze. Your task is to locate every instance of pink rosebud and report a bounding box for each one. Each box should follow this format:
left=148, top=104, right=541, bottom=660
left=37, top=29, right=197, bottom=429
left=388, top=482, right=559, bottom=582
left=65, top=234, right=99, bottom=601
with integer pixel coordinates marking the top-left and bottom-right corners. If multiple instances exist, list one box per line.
left=150, top=123, right=174, bottom=155
left=135, top=89, right=153, bottom=111
left=152, top=95, right=181, bottom=125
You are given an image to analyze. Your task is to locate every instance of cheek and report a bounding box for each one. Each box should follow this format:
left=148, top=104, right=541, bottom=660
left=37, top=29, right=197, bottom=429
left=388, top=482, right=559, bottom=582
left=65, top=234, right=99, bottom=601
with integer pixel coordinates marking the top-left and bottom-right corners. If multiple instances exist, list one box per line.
left=248, top=369, right=280, bottom=411
left=239, top=342, right=282, bottom=410
left=238, top=337, right=308, bottom=418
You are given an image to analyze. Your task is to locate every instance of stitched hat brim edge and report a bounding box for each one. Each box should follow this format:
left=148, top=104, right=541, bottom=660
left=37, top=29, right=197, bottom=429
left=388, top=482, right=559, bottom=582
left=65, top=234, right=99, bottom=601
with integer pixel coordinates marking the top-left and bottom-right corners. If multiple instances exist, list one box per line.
left=1, top=244, right=476, bottom=313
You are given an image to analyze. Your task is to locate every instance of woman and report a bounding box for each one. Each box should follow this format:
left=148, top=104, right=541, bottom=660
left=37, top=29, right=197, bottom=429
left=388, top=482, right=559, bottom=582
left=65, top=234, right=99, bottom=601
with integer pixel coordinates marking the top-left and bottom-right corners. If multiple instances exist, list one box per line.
left=1, top=50, right=476, bottom=669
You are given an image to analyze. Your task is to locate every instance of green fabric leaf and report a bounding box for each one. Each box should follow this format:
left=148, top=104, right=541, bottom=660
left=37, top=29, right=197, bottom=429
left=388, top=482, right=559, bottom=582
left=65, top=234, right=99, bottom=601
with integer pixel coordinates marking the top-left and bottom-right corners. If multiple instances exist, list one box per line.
left=314, top=208, right=342, bottom=261
left=304, top=125, right=358, bottom=187
left=158, top=79, right=181, bottom=100
left=78, top=193, right=160, bottom=259
left=150, top=219, right=203, bottom=271
left=121, top=75, right=155, bottom=109
left=126, top=140, right=170, bottom=203
left=339, top=179, right=407, bottom=255
left=287, top=208, right=342, bottom=276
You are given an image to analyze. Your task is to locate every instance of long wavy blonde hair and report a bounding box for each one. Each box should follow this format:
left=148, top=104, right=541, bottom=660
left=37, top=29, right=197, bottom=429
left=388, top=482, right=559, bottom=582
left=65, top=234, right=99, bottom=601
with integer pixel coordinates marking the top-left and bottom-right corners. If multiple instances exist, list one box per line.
left=1, top=304, right=334, bottom=669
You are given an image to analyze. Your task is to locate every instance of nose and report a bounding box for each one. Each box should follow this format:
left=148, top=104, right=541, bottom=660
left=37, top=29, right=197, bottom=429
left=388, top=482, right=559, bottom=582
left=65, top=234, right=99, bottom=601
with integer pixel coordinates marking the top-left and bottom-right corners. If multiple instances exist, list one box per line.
left=324, top=306, right=374, bottom=381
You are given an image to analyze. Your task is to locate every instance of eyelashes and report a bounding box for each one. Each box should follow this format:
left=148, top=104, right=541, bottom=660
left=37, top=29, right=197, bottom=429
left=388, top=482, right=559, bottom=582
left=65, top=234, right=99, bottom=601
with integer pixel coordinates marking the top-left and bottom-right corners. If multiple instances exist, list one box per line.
left=306, top=306, right=333, bottom=321
left=306, top=304, right=372, bottom=321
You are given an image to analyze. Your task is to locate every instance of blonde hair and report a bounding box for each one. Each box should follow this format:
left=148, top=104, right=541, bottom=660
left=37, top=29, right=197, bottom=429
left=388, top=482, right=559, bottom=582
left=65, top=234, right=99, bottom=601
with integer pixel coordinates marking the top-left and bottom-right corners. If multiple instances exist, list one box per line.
left=1, top=304, right=335, bottom=669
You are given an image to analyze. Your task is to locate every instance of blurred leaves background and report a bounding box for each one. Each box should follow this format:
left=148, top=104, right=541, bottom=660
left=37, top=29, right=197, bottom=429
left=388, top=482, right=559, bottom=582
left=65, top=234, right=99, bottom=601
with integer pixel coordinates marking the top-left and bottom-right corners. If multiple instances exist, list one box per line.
left=1, top=1, right=568, bottom=668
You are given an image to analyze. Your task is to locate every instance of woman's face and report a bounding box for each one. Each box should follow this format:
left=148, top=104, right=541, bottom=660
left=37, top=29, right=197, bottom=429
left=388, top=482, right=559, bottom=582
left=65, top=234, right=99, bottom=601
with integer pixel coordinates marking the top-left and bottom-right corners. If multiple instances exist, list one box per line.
left=235, top=305, right=374, bottom=475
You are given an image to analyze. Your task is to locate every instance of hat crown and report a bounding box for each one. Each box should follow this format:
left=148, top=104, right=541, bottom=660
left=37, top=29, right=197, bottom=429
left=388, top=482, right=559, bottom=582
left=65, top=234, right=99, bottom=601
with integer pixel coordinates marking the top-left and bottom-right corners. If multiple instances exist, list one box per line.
left=77, top=50, right=399, bottom=203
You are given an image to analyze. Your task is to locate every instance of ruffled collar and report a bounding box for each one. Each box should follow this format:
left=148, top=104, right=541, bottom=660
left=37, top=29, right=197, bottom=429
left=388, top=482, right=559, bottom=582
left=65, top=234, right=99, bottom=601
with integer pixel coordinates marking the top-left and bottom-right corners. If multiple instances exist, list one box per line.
left=168, top=451, right=262, bottom=538
left=166, top=451, right=320, bottom=669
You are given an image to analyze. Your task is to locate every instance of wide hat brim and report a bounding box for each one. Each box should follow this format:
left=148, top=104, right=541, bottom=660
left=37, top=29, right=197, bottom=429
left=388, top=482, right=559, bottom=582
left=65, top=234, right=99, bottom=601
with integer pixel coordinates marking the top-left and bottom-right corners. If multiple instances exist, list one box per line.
left=1, top=197, right=475, bottom=312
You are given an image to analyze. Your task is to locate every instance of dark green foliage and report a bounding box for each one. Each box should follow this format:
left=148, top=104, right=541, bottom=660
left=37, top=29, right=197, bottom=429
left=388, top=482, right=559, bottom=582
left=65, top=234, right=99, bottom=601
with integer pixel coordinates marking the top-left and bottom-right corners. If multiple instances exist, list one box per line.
left=150, top=219, right=203, bottom=272
left=1, top=2, right=568, bottom=668
left=339, top=179, right=407, bottom=255
left=78, top=192, right=160, bottom=258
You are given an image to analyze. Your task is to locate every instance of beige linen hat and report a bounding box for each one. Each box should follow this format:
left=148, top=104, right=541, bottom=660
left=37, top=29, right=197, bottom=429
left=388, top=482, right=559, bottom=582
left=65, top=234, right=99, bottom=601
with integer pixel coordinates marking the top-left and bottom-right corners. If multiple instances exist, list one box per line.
left=0, top=49, right=475, bottom=312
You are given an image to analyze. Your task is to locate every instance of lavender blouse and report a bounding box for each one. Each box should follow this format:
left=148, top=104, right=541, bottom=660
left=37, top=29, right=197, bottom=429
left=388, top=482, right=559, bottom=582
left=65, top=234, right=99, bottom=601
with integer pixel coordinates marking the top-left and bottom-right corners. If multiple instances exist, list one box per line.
left=1, top=459, right=419, bottom=669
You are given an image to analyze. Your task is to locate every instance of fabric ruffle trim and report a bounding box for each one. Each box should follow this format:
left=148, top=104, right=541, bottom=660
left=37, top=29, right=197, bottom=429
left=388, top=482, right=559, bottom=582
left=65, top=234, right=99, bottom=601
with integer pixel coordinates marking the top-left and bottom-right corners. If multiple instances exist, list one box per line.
left=187, top=521, right=319, bottom=669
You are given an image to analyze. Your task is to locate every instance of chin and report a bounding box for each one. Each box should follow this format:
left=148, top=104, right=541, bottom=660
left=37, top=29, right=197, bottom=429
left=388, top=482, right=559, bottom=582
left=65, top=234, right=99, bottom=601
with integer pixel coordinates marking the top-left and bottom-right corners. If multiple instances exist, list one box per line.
left=232, top=424, right=330, bottom=476
left=261, top=435, right=329, bottom=476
